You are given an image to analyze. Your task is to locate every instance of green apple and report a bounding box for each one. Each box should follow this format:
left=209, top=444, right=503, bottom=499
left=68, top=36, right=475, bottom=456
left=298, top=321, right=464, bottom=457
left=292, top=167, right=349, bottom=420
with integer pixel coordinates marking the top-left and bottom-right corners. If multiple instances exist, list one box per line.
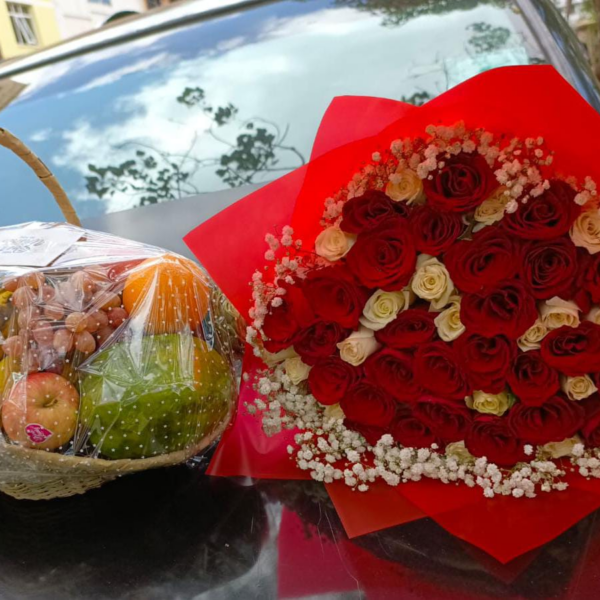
left=79, top=334, right=234, bottom=459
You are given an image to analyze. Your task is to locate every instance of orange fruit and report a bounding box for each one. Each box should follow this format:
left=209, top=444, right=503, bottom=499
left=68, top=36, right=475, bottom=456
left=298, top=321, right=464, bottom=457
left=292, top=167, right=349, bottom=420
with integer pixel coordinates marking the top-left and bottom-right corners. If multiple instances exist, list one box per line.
left=122, top=254, right=210, bottom=334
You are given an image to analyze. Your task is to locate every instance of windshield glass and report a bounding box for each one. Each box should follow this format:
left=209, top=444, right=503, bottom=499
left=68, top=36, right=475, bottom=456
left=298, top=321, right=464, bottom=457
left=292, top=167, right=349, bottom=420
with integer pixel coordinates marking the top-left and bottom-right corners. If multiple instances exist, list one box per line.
left=0, top=0, right=545, bottom=225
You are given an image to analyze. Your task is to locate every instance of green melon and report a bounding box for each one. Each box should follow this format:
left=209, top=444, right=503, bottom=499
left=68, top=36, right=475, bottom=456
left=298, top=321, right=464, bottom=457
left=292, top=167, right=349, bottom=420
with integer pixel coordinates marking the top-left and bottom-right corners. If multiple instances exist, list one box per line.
left=79, top=335, right=234, bottom=459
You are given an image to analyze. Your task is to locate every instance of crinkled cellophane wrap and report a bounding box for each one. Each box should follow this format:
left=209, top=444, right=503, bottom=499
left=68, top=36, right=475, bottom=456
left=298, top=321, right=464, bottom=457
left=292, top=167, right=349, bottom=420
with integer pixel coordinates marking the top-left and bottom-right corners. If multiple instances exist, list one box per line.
left=0, top=222, right=242, bottom=500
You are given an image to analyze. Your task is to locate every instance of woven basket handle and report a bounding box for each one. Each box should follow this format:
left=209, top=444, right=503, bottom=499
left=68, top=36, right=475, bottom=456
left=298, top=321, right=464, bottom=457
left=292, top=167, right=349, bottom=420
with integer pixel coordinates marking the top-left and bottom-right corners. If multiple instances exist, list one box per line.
left=0, top=128, right=81, bottom=227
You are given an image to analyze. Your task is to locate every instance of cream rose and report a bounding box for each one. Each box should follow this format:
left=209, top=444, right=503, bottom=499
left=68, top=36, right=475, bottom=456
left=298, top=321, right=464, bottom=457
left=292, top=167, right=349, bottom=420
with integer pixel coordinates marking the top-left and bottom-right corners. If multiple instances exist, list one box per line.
left=517, top=318, right=548, bottom=352
left=323, top=403, right=345, bottom=421
left=585, top=306, right=600, bottom=325
left=284, top=356, right=311, bottom=385
left=445, top=440, right=474, bottom=462
left=473, top=187, right=509, bottom=229
left=262, top=346, right=298, bottom=367
left=570, top=209, right=600, bottom=255
left=465, top=390, right=515, bottom=416
left=561, top=374, right=598, bottom=401
left=433, top=295, right=465, bottom=342
left=360, top=288, right=413, bottom=331
left=385, top=168, right=424, bottom=204
left=410, top=254, right=454, bottom=310
left=541, top=436, right=582, bottom=459
left=540, top=297, right=580, bottom=331
left=314, top=226, right=356, bottom=262
left=337, top=327, right=380, bottom=366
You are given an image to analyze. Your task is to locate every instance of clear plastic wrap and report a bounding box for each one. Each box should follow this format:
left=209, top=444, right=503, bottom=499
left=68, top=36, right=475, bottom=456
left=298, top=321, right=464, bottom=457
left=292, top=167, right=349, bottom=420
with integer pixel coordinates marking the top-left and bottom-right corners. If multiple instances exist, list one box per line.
left=0, top=221, right=239, bottom=499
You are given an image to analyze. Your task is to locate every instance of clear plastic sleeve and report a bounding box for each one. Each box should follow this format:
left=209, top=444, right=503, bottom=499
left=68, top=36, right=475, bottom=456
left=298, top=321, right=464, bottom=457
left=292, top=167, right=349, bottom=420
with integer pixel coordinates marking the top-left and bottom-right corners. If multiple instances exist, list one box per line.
left=0, top=221, right=240, bottom=498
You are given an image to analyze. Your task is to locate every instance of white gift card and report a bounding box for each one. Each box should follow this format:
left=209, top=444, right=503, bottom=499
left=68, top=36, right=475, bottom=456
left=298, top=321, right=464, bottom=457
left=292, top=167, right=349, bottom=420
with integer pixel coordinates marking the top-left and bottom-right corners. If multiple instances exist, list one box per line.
left=0, top=227, right=82, bottom=267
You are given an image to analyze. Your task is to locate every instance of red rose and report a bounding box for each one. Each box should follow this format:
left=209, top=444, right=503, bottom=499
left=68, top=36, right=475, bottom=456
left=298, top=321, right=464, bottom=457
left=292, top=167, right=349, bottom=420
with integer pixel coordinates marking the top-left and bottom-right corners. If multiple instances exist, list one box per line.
left=340, top=383, right=397, bottom=428
left=340, top=190, right=408, bottom=234
left=391, top=415, right=437, bottom=448
left=262, top=284, right=314, bottom=352
left=502, top=180, right=580, bottom=240
left=414, top=342, right=471, bottom=401
left=345, top=421, right=387, bottom=446
left=294, top=321, right=349, bottom=365
left=521, top=238, right=578, bottom=300
left=507, top=351, right=560, bottom=406
left=508, top=395, right=584, bottom=444
left=423, top=152, right=496, bottom=213
left=375, top=308, right=437, bottom=349
left=364, top=348, right=421, bottom=402
left=465, top=416, right=528, bottom=467
left=461, top=280, right=537, bottom=340
left=444, top=228, right=520, bottom=294
left=454, top=333, right=515, bottom=394
left=540, top=322, right=600, bottom=376
left=408, top=205, right=464, bottom=256
left=580, top=396, right=600, bottom=447
left=583, top=254, right=600, bottom=303
left=346, top=217, right=417, bottom=291
left=303, top=265, right=369, bottom=329
left=308, top=356, right=360, bottom=406
left=413, top=396, right=472, bottom=443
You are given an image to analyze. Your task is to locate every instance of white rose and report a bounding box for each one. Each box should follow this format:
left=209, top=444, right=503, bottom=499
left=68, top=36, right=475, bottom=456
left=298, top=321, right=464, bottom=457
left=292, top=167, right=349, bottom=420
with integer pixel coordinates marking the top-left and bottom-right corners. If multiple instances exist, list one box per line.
left=410, top=254, right=454, bottom=310
left=385, top=168, right=424, bottom=204
left=473, top=187, right=508, bottom=230
left=284, top=356, right=311, bottom=385
left=445, top=440, right=474, bottom=462
left=517, top=318, right=548, bottom=352
left=360, top=288, right=413, bottom=331
left=585, top=306, right=600, bottom=325
left=262, top=346, right=298, bottom=367
left=541, top=436, right=582, bottom=459
left=570, top=209, right=600, bottom=255
left=337, top=327, right=380, bottom=366
left=465, top=390, right=515, bottom=416
left=434, top=295, right=465, bottom=342
left=561, top=374, right=598, bottom=401
left=314, top=227, right=356, bottom=262
left=323, top=403, right=345, bottom=421
left=540, top=297, right=580, bottom=331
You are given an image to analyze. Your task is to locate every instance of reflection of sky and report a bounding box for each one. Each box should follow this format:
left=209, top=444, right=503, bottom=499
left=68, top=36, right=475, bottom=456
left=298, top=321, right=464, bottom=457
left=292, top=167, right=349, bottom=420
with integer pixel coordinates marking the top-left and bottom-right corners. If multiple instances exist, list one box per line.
left=0, top=0, right=543, bottom=226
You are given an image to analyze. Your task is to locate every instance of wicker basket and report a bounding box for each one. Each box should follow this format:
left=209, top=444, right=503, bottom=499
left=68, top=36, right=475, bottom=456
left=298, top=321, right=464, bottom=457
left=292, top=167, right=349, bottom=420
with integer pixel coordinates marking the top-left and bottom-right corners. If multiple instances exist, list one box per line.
left=0, top=128, right=233, bottom=500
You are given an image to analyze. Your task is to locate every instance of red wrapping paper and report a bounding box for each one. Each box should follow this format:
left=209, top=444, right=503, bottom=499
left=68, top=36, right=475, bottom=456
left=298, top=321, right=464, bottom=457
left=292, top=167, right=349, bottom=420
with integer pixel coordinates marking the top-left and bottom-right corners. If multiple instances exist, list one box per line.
left=185, top=66, right=600, bottom=563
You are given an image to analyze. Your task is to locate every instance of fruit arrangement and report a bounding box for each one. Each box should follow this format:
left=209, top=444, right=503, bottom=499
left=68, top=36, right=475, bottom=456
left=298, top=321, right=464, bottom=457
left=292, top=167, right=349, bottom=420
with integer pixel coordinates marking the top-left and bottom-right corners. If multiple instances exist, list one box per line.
left=0, top=225, right=237, bottom=465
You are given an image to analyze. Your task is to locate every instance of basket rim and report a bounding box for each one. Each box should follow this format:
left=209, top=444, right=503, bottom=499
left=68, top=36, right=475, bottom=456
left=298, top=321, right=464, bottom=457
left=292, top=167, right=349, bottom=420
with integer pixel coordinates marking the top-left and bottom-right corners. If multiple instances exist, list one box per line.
left=0, top=417, right=230, bottom=475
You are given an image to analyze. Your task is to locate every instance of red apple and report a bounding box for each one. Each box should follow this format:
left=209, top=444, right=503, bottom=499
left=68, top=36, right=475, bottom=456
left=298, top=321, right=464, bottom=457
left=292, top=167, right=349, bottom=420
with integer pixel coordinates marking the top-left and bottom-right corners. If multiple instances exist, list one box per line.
left=2, top=373, right=80, bottom=450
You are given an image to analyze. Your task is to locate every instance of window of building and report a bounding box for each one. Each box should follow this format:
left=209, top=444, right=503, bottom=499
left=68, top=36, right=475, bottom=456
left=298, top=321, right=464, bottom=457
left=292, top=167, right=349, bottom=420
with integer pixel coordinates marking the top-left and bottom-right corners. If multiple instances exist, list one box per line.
left=146, top=0, right=162, bottom=9
left=89, top=0, right=112, bottom=5
left=7, top=3, right=37, bottom=46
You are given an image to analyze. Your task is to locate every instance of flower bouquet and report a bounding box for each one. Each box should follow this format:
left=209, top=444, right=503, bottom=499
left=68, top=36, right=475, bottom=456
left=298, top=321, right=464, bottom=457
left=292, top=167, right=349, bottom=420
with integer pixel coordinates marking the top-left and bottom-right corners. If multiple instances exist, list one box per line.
left=0, top=131, right=239, bottom=500
left=185, top=66, right=600, bottom=563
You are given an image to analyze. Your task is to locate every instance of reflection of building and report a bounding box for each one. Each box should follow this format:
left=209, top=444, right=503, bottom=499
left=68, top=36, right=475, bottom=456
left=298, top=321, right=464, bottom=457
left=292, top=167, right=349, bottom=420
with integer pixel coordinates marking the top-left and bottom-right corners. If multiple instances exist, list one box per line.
left=52, top=0, right=147, bottom=40
left=0, top=0, right=61, bottom=59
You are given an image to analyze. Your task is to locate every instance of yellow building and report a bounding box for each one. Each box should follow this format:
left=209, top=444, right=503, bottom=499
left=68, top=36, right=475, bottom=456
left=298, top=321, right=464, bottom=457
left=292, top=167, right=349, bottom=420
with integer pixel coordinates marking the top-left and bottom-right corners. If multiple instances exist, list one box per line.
left=0, top=0, right=61, bottom=60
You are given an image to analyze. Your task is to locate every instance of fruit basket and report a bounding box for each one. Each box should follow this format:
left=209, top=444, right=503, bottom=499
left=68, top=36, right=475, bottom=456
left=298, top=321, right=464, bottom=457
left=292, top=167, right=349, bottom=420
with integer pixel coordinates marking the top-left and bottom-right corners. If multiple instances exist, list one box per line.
left=0, top=129, right=240, bottom=500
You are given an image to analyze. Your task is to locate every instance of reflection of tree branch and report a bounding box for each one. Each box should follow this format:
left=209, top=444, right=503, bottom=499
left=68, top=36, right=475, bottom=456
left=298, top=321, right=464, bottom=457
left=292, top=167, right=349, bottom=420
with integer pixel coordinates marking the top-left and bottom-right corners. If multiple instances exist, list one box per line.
left=87, top=87, right=306, bottom=206
left=207, top=127, right=236, bottom=149
left=278, top=143, right=306, bottom=165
